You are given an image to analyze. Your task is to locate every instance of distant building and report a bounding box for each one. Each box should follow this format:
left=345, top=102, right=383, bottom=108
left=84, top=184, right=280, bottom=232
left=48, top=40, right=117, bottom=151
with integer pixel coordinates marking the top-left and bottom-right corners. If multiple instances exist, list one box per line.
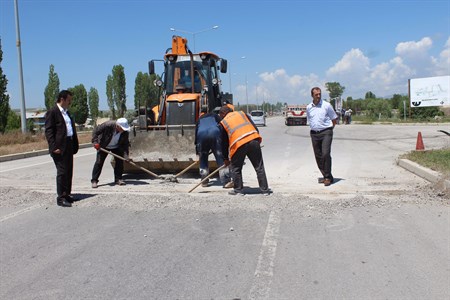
left=25, top=111, right=46, bottom=131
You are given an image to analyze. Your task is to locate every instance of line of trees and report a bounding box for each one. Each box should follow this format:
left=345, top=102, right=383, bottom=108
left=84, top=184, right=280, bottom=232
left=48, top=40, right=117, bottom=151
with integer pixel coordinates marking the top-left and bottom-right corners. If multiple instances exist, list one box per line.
left=0, top=35, right=445, bottom=135
left=325, top=82, right=442, bottom=120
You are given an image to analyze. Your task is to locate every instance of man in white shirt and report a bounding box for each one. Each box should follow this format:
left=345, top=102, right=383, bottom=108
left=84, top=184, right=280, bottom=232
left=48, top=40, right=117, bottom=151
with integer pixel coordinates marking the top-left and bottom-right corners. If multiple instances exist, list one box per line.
left=91, top=118, right=130, bottom=188
left=306, top=87, right=338, bottom=186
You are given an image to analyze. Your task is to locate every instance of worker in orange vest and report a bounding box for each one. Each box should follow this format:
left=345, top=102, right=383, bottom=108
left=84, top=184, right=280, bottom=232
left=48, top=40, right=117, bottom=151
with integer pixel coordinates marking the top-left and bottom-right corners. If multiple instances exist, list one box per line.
left=218, top=106, right=271, bottom=196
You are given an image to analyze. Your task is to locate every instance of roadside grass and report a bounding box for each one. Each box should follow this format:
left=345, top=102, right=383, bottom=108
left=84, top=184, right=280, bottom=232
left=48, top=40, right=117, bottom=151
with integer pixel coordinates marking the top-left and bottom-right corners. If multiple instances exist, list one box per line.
left=352, top=115, right=450, bottom=124
left=0, top=131, right=92, bottom=156
left=401, top=148, right=450, bottom=176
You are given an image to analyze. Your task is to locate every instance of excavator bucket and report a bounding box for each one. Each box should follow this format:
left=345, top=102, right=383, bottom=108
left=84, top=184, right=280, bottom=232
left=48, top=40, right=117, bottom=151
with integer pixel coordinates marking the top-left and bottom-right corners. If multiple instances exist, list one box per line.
left=122, top=127, right=218, bottom=175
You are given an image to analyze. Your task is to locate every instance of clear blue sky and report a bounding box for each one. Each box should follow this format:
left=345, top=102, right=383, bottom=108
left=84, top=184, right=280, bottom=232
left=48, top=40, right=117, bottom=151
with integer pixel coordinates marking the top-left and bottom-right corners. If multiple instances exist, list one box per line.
left=1, top=0, right=449, bottom=110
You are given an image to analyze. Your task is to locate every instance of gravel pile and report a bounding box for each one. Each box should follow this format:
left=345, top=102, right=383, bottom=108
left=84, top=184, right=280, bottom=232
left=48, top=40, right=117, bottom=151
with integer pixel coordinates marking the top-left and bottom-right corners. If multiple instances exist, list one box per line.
left=1, top=180, right=447, bottom=216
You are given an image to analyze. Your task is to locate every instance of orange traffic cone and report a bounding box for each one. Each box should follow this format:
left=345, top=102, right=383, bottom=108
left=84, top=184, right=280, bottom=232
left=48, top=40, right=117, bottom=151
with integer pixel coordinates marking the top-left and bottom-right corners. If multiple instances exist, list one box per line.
left=416, top=131, right=425, bottom=151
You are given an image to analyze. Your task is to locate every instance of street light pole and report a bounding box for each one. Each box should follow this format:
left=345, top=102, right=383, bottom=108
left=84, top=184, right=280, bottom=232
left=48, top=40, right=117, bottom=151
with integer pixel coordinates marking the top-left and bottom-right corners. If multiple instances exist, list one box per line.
left=245, top=74, right=249, bottom=114
left=14, top=0, right=27, bottom=133
left=170, top=25, right=219, bottom=52
left=241, top=56, right=249, bottom=113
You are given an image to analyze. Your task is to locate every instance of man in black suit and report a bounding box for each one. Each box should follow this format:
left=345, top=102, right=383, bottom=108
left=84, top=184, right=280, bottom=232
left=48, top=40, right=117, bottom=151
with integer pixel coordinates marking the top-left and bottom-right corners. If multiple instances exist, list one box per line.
left=45, top=90, right=79, bottom=207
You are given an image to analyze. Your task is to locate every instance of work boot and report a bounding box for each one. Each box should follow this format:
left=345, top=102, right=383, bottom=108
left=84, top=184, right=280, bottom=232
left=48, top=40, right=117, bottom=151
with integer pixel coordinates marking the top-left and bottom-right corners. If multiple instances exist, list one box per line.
left=201, top=178, right=209, bottom=187
left=91, top=181, right=98, bottom=188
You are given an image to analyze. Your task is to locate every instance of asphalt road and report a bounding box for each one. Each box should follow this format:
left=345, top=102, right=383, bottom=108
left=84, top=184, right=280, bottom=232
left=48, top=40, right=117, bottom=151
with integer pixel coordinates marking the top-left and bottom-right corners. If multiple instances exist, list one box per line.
left=0, top=117, right=449, bottom=299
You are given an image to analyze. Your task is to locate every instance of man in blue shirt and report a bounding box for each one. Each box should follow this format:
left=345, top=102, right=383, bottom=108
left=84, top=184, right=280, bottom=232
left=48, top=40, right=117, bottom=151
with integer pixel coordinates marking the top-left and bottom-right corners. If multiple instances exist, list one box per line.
left=306, top=87, right=338, bottom=186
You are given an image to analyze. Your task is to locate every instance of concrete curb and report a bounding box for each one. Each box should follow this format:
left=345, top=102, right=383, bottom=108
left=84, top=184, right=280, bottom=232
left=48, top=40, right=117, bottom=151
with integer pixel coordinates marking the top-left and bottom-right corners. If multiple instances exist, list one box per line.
left=397, top=158, right=450, bottom=190
left=0, top=143, right=92, bottom=162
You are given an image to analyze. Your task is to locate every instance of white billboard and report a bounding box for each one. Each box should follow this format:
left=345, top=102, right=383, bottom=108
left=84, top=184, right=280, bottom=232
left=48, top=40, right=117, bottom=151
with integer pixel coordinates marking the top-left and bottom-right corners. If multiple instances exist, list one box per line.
left=410, top=75, right=449, bottom=107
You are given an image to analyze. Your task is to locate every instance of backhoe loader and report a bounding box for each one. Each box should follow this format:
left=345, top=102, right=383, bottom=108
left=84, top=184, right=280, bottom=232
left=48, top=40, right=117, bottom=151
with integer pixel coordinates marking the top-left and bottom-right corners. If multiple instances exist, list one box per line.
left=124, top=35, right=230, bottom=174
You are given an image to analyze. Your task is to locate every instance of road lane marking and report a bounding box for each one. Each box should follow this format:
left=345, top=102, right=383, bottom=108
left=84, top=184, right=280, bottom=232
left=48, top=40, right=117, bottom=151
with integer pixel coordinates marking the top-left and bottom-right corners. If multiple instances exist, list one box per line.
left=248, top=210, right=281, bottom=299
left=0, top=204, right=42, bottom=223
left=0, top=152, right=93, bottom=173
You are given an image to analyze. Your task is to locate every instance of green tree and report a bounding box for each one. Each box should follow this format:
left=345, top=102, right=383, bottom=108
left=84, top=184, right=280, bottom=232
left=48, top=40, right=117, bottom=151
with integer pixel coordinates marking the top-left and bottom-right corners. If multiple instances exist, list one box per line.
left=112, top=65, right=127, bottom=117
left=325, top=82, right=345, bottom=100
left=134, top=72, right=151, bottom=110
left=365, top=91, right=376, bottom=99
left=88, top=87, right=99, bottom=125
left=69, top=84, right=89, bottom=125
left=106, top=75, right=115, bottom=119
left=134, top=72, right=160, bottom=110
left=0, top=39, right=10, bottom=133
left=366, top=98, right=392, bottom=119
left=44, top=64, right=60, bottom=110
left=6, top=110, right=20, bottom=131
left=399, top=101, right=442, bottom=121
left=391, top=94, right=406, bottom=110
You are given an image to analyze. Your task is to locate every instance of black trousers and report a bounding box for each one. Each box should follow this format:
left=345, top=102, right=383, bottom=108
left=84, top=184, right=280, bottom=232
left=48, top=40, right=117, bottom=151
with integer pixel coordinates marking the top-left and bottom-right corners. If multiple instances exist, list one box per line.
left=91, top=148, right=124, bottom=183
left=310, top=128, right=334, bottom=180
left=230, top=139, right=268, bottom=191
left=51, top=138, right=74, bottom=199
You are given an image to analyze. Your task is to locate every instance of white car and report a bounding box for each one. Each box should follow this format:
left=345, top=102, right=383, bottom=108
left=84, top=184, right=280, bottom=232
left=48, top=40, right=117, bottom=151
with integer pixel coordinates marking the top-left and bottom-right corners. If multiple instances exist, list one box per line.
left=250, top=110, right=266, bottom=126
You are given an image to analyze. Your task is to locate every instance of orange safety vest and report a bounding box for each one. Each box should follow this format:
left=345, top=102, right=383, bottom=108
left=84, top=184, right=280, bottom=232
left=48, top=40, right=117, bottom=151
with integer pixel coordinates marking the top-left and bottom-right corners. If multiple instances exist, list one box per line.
left=220, top=111, right=261, bottom=158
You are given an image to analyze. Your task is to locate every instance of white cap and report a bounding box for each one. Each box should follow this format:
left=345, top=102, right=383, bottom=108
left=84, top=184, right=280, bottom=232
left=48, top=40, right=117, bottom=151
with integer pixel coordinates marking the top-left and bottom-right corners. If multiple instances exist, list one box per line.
left=116, top=118, right=130, bottom=131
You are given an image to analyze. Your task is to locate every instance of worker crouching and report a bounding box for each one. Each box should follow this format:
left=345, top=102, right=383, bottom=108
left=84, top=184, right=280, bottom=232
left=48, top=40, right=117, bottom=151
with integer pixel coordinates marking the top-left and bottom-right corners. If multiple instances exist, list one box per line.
left=195, top=109, right=232, bottom=187
left=219, top=106, right=271, bottom=196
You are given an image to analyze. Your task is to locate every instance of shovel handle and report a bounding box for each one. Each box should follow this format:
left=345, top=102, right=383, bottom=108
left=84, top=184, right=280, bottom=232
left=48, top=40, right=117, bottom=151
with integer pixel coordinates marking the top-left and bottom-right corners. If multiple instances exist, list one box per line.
left=174, top=160, right=199, bottom=179
left=188, top=164, right=227, bottom=193
left=99, top=147, right=161, bottom=179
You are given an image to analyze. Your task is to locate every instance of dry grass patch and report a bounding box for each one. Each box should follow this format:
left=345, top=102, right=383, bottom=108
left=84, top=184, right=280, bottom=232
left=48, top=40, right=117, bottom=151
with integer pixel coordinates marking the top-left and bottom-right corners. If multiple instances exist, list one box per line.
left=0, top=131, right=92, bottom=156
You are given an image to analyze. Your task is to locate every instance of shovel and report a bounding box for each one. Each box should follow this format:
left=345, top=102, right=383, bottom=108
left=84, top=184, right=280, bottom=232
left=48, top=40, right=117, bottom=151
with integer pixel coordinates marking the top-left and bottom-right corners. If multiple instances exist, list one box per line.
left=99, top=147, right=162, bottom=179
left=166, top=160, right=199, bottom=183
left=188, top=164, right=227, bottom=193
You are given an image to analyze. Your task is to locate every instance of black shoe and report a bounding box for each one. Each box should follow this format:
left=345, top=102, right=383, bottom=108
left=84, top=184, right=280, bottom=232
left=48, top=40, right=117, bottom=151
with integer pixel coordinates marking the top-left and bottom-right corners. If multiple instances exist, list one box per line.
left=64, top=195, right=75, bottom=203
left=228, top=189, right=245, bottom=196
left=261, top=189, right=272, bottom=196
left=57, top=198, right=72, bottom=207
left=323, top=178, right=334, bottom=186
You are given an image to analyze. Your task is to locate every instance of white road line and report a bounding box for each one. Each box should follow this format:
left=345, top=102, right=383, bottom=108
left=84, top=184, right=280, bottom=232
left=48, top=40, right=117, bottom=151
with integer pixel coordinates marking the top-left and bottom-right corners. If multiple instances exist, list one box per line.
left=0, top=152, right=93, bottom=173
left=0, top=204, right=42, bottom=223
left=248, top=210, right=281, bottom=299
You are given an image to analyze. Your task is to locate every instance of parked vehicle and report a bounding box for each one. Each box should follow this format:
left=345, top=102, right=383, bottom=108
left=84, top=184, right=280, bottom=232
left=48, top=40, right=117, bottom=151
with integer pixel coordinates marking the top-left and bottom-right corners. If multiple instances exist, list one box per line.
left=250, top=110, right=266, bottom=126
left=284, top=104, right=307, bottom=126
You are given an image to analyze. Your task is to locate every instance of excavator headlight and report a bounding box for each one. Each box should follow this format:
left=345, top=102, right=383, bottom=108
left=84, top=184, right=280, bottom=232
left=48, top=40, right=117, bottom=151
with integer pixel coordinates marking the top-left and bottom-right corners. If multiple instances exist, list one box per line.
left=154, top=79, right=163, bottom=87
left=200, top=54, right=208, bottom=60
left=212, top=78, right=218, bottom=85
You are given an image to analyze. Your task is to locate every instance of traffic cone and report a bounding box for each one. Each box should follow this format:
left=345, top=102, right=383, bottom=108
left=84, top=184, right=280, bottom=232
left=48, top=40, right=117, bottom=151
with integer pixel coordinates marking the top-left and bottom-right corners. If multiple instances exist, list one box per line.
left=416, top=131, right=425, bottom=151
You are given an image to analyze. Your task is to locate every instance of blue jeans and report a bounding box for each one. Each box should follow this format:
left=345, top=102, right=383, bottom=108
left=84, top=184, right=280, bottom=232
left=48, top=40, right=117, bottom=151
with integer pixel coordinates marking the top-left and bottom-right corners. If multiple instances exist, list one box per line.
left=198, top=136, right=229, bottom=184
